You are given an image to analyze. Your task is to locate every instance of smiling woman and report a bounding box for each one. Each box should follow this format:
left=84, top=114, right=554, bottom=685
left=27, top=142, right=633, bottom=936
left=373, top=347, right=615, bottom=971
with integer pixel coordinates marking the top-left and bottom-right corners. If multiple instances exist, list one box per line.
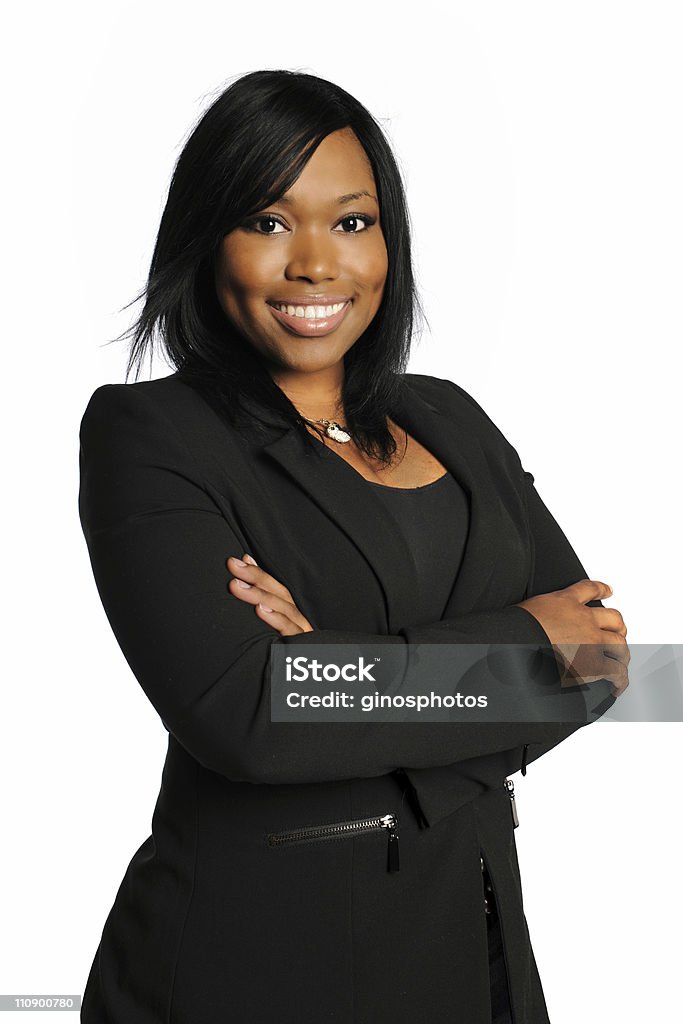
left=113, top=69, right=423, bottom=473
left=79, top=68, right=625, bottom=1024
left=214, top=128, right=387, bottom=349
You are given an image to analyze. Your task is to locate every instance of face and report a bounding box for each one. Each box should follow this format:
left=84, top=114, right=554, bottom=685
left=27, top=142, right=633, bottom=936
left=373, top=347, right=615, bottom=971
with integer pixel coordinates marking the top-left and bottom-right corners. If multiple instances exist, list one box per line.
left=214, top=128, right=388, bottom=382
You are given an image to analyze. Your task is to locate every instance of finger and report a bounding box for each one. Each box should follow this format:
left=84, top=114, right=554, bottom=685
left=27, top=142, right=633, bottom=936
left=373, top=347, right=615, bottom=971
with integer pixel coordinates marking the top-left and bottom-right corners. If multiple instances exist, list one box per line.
left=593, top=644, right=630, bottom=695
left=227, top=556, right=314, bottom=632
left=593, top=607, right=628, bottom=637
left=226, top=555, right=294, bottom=603
left=255, top=602, right=306, bottom=637
left=569, top=579, right=613, bottom=603
left=609, top=661, right=630, bottom=697
left=227, top=577, right=311, bottom=633
left=555, top=639, right=629, bottom=686
left=601, top=638, right=631, bottom=667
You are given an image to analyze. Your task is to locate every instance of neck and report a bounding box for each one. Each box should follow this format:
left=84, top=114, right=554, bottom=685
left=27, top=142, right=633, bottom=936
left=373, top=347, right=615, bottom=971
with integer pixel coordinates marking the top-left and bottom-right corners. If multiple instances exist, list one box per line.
left=268, top=364, right=346, bottom=423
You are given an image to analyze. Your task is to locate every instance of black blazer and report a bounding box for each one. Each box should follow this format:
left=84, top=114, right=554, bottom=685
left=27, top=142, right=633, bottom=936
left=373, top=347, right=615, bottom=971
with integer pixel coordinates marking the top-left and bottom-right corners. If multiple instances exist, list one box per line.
left=78, top=371, right=614, bottom=1024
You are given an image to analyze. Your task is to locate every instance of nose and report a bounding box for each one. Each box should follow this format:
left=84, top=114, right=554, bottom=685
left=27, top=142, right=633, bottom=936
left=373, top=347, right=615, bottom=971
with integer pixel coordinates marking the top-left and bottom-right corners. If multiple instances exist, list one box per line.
left=284, top=227, right=339, bottom=283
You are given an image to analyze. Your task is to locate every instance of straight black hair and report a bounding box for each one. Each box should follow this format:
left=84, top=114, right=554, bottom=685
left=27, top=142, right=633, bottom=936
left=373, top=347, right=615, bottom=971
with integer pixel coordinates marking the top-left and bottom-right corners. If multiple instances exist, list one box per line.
left=111, top=69, right=426, bottom=463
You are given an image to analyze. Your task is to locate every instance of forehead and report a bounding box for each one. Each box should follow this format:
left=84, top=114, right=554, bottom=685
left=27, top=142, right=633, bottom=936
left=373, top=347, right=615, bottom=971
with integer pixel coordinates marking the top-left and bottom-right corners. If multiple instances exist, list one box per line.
left=278, top=129, right=377, bottom=207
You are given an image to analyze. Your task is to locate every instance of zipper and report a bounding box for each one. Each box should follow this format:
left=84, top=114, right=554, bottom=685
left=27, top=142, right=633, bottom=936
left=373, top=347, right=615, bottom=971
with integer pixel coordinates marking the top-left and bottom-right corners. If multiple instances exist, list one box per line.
left=267, top=813, right=400, bottom=872
left=504, top=778, right=519, bottom=828
left=480, top=848, right=517, bottom=1023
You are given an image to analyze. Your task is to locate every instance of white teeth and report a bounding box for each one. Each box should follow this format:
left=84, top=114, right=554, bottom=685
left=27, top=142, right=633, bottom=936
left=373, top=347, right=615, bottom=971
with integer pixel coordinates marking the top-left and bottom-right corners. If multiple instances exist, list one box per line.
left=275, top=302, right=347, bottom=318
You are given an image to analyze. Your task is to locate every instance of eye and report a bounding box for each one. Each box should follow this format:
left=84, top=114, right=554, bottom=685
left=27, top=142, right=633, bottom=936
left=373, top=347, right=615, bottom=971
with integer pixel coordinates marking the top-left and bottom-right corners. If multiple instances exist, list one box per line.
left=333, top=214, right=375, bottom=234
left=241, top=212, right=376, bottom=235
left=243, top=215, right=288, bottom=235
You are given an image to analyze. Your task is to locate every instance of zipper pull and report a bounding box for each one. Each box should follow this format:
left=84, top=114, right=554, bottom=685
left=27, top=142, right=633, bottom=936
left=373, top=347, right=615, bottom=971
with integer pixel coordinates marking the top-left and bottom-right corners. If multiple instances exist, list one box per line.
left=504, top=779, right=519, bottom=828
left=381, top=814, right=400, bottom=872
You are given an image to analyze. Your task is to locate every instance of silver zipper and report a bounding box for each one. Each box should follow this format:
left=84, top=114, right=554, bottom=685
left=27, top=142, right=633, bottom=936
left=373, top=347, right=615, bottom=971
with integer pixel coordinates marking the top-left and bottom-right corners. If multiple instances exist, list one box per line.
left=267, top=813, right=400, bottom=872
left=504, top=778, right=519, bottom=828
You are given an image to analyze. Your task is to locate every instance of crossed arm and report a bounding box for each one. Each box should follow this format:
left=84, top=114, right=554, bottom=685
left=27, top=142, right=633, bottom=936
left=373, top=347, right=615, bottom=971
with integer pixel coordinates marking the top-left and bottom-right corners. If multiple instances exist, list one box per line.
left=78, top=383, right=617, bottom=786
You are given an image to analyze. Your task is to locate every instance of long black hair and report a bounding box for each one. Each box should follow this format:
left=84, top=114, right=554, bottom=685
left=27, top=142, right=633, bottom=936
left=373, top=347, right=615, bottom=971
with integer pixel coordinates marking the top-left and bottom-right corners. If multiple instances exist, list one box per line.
left=111, top=69, right=426, bottom=463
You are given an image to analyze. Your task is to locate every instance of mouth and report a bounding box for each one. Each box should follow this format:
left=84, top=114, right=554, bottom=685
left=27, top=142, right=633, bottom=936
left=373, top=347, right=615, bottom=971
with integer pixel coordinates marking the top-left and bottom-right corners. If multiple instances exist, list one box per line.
left=266, top=299, right=352, bottom=337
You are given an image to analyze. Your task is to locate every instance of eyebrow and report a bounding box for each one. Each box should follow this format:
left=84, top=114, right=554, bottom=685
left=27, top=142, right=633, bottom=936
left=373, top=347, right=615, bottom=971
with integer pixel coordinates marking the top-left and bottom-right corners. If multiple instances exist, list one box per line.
left=275, top=190, right=377, bottom=207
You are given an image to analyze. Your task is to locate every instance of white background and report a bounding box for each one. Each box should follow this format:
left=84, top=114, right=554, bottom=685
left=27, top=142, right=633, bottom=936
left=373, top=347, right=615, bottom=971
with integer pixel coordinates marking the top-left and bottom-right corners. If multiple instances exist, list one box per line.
left=2, top=1, right=681, bottom=1021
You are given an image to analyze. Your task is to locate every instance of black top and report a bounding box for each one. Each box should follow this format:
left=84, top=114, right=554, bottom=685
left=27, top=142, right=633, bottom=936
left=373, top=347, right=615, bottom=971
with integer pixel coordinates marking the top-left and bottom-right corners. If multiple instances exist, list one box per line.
left=366, top=470, right=470, bottom=626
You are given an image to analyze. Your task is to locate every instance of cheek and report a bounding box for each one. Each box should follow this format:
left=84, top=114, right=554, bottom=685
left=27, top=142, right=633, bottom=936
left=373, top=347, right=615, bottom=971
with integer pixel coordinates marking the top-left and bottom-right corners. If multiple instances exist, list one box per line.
left=357, top=235, right=389, bottom=302
left=347, top=241, right=388, bottom=333
left=216, top=239, right=276, bottom=302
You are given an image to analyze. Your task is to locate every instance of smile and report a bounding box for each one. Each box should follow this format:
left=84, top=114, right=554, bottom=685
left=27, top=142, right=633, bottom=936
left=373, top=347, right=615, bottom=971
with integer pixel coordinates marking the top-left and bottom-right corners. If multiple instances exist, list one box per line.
left=266, top=300, right=352, bottom=337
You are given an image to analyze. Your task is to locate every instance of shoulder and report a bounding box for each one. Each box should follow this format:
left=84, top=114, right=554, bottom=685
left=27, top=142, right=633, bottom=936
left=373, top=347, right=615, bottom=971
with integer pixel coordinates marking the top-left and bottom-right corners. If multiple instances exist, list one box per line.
left=79, top=372, right=206, bottom=436
left=81, top=371, right=189, bottom=410
left=78, top=373, right=248, bottom=490
left=400, top=371, right=477, bottom=405
left=78, top=374, right=213, bottom=478
left=400, top=371, right=513, bottom=440
left=399, top=371, right=527, bottom=481
left=78, top=373, right=216, bottom=487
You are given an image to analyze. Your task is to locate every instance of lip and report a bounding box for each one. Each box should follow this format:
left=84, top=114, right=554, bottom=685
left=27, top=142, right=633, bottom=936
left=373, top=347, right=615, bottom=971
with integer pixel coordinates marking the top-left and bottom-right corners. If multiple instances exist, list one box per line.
left=267, top=294, right=352, bottom=306
left=266, top=298, right=353, bottom=338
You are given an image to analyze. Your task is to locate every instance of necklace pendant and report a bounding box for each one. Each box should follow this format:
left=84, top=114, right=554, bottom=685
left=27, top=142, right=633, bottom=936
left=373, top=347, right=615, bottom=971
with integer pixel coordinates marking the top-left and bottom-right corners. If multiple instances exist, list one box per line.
left=325, top=421, right=352, bottom=443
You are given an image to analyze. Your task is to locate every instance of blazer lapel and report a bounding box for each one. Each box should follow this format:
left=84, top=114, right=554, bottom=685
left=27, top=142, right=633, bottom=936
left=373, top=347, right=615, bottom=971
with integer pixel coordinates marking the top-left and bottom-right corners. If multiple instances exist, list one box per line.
left=262, top=423, right=419, bottom=633
left=262, top=377, right=526, bottom=634
left=391, top=380, right=527, bottom=618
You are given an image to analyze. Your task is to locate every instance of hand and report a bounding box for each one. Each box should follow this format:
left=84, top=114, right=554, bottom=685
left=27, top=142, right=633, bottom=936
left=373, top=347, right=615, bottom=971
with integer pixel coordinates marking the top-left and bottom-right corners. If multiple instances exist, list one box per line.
left=226, top=553, right=314, bottom=637
left=516, top=579, right=630, bottom=698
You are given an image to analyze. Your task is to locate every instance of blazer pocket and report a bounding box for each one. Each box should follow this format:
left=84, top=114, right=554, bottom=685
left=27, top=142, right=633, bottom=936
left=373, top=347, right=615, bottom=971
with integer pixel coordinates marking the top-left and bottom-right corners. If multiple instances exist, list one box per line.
left=267, top=812, right=400, bottom=872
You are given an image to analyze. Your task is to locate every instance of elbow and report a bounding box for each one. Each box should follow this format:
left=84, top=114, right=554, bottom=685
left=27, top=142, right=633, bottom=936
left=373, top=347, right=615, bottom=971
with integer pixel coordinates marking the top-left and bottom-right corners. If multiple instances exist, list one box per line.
left=166, top=709, right=304, bottom=786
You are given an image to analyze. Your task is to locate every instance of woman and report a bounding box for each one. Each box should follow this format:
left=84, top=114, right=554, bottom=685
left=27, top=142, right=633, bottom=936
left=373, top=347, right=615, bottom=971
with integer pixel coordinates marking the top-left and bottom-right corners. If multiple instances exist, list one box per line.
left=78, top=70, right=628, bottom=1023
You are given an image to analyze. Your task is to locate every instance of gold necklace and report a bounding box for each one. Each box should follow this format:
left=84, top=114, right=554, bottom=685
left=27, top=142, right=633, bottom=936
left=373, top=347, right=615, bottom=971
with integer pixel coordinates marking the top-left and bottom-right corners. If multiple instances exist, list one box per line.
left=302, top=416, right=353, bottom=444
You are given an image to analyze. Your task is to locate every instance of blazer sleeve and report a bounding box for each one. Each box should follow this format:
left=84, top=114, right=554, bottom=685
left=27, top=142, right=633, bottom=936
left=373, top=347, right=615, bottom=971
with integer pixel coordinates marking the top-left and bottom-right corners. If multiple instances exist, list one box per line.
left=503, top=466, right=617, bottom=771
left=434, top=378, right=617, bottom=771
left=78, top=383, right=610, bottom=786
